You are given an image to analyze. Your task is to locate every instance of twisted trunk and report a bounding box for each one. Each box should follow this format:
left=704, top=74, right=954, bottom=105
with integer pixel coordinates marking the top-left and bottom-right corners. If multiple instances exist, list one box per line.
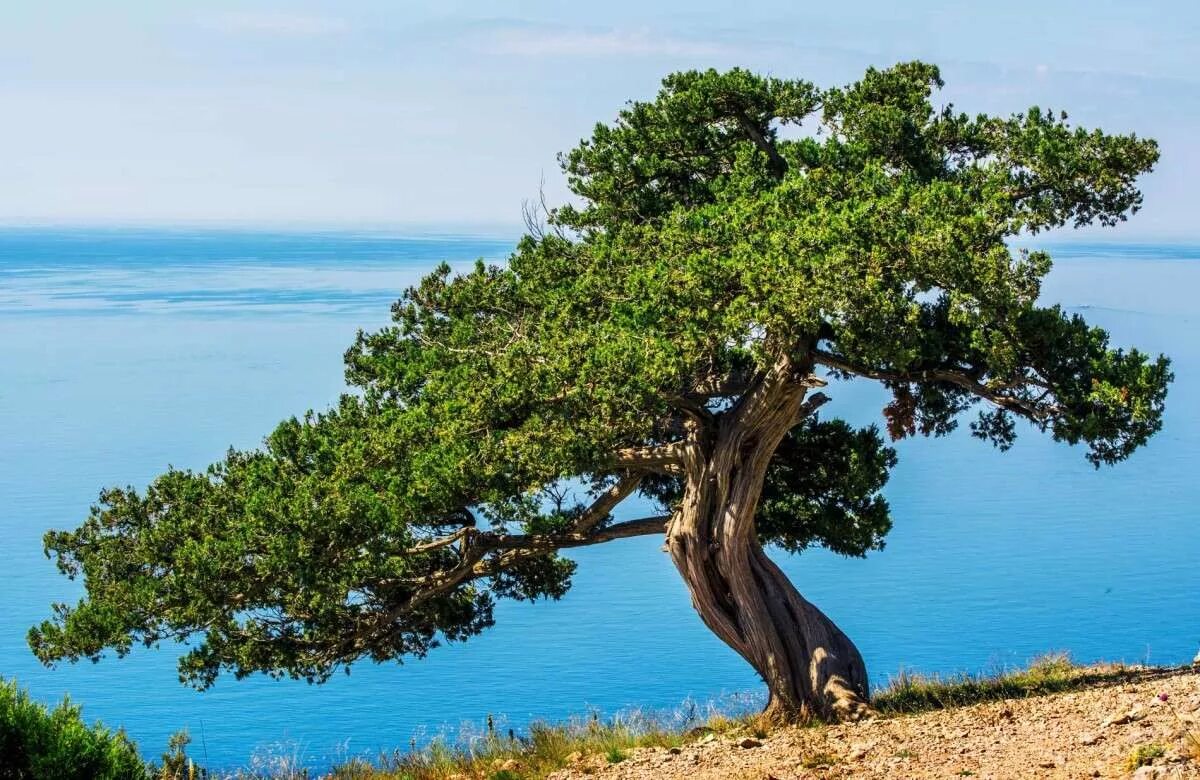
left=666, top=356, right=871, bottom=722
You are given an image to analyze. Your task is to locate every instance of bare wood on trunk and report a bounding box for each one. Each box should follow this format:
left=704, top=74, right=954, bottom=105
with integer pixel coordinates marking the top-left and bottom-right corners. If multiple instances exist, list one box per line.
left=667, top=354, right=872, bottom=722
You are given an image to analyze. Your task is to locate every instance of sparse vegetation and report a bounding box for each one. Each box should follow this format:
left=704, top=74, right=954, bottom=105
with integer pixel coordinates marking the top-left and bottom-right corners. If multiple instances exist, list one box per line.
left=872, top=652, right=1145, bottom=715
left=1159, top=690, right=1200, bottom=761
left=7, top=659, right=1195, bottom=778
left=355, top=710, right=710, bottom=780
left=1126, top=742, right=1166, bottom=770
left=283, top=657, right=1186, bottom=779
left=799, top=751, right=840, bottom=769
left=603, top=746, right=626, bottom=764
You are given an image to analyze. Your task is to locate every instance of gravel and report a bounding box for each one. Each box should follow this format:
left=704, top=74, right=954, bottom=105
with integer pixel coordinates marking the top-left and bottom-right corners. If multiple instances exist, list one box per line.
left=550, top=668, right=1200, bottom=779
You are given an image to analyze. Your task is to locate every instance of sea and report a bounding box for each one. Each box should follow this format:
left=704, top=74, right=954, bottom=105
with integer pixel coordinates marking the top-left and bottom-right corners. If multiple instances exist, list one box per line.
left=0, top=228, right=1196, bottom=770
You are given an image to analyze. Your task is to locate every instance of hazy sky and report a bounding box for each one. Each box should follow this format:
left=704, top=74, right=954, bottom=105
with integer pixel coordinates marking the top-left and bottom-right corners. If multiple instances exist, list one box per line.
left=2, top=1, right=1198, bottom=236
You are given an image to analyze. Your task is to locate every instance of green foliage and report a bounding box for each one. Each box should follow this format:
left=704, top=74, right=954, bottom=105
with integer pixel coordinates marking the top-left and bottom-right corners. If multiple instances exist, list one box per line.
left=158, top=728, right=201, bottom=779
left=1126, top=743, right=1166, bottom=770
left=31, top=62, right=1170, bottom=688
left=0, top=678, right=147, bottom=779
left=757, top=419, right=896, bottom=556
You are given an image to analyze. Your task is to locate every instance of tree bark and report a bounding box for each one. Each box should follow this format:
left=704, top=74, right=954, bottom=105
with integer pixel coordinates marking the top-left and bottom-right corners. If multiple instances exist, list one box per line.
left=666, top=356, right=871, bottom=722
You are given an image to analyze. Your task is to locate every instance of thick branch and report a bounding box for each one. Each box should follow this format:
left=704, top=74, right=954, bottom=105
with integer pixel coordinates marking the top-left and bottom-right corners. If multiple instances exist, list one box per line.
left=688, top=367, right=756, bottom=398
left=405, top=527, right=471, bottom=554
left=573, top=473, right=644, bottom=534
left=610, top=442, right=687, bottom=474
left=483, top=515, right=670, bottom=556
left=380, top=516, right=669, bottom=613
left=792, top=391, right=830, bottom=424
left=661, top=392, right=714, bottom=424
left=813, top=350, right=1061, bottom=420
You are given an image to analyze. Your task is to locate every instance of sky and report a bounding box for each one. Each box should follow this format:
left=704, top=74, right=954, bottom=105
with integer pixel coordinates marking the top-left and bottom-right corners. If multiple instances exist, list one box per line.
left=2, top=1, right=1198, bottom=237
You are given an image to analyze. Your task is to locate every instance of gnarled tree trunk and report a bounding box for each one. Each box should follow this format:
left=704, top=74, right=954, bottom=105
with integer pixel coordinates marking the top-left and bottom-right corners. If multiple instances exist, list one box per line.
left=666, top=356, right=871, bottom=722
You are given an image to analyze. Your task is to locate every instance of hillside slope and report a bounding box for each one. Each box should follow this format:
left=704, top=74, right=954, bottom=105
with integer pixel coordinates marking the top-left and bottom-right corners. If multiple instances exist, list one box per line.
left=551, top=667, right=1200, bottom=780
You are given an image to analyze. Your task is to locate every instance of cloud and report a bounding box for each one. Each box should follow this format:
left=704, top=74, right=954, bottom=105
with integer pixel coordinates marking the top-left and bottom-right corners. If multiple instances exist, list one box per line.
left=484, top=26, right=735, bottom=58
left=200, top=12, right=349, bottom=38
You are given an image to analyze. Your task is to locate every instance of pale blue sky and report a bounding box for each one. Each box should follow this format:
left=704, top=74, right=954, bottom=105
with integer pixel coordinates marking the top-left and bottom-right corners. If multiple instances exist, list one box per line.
left=2, top=1, right=1197, bottom=236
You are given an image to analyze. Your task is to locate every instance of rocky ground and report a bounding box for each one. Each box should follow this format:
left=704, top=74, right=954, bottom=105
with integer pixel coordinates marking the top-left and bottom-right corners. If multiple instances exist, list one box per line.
left=549, top=667, right=1200, bottom=780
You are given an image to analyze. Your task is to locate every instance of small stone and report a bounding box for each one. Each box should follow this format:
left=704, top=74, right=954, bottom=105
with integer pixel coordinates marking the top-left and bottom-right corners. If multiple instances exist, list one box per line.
left=739, top=737, right=763, bottom=749
left=1038, top=759, right=1056, bottom=768
left=668, top=747, right=682, bottom=755
left=1079, top=732, right=1102, bottom=746
left=1193, top=648, right=1200, bottom=666
left=1102, top=708, right=1144, bottom=728
left=1131, top=766, right=1161, bottom=780
left=698, top=732, right=716, bottom=744
left=848, top=743, right=869, bottom=761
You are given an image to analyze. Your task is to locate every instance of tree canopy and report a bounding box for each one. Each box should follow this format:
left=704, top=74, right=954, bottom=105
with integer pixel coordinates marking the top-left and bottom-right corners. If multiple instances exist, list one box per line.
left=32, top=63, right=1169, bottom=713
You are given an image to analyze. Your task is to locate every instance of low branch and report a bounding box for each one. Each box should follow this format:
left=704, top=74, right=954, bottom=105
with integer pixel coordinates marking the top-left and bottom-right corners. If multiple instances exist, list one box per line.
left=377, top=516, right=669, bottom=613
left=483, top=515, right=670, bottom=555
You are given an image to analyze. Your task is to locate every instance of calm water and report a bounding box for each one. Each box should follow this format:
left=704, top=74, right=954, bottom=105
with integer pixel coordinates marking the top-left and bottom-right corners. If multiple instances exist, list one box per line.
left=1, top=229, right=1197, bottom=770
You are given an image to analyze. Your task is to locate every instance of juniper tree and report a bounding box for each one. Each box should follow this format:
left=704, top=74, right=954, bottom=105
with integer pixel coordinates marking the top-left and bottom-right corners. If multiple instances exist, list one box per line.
left=31, top=62, right=1170, bottom=721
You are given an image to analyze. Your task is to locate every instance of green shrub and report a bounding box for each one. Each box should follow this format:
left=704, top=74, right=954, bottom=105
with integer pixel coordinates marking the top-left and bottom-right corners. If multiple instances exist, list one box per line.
left=1126, top=743, right=1166, bottom=770
left=0, top=678, right=147, bottom=779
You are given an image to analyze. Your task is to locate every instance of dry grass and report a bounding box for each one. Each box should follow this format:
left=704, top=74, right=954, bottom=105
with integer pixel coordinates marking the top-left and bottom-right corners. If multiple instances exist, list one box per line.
left=871, top=652, right=1155, bottom=715
left=194, top=655, right=1196, bottom=779
left=318, top=708, right=764, bottom=780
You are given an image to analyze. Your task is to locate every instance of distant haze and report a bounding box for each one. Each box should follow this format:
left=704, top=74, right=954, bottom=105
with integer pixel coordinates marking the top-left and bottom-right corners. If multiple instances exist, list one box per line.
left=2, top=1, right=1197, bottom=238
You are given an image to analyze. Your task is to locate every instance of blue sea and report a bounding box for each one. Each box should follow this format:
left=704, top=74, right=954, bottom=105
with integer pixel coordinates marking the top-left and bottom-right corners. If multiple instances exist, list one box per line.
left=1, top=228, right=1197, bottom=770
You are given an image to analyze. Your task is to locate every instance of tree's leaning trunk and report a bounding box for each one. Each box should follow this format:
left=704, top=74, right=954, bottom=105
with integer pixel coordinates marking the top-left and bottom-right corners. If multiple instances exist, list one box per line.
left=666, top=359, right=871, bottom=723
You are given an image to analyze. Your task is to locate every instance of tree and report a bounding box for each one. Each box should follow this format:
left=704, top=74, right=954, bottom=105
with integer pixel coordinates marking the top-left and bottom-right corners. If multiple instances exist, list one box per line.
left=30, top=63, right=1171, bottom=723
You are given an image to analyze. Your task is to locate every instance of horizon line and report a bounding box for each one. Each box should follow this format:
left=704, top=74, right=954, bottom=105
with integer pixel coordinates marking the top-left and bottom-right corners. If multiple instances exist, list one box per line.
left=0, top=221, right=1197, bottom=248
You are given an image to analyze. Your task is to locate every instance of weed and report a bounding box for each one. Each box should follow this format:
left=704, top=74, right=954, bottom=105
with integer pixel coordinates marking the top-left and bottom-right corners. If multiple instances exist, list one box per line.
left=1126, top=743, right=1166, bottom=770
left=800, top=751, right=840, bottom=768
